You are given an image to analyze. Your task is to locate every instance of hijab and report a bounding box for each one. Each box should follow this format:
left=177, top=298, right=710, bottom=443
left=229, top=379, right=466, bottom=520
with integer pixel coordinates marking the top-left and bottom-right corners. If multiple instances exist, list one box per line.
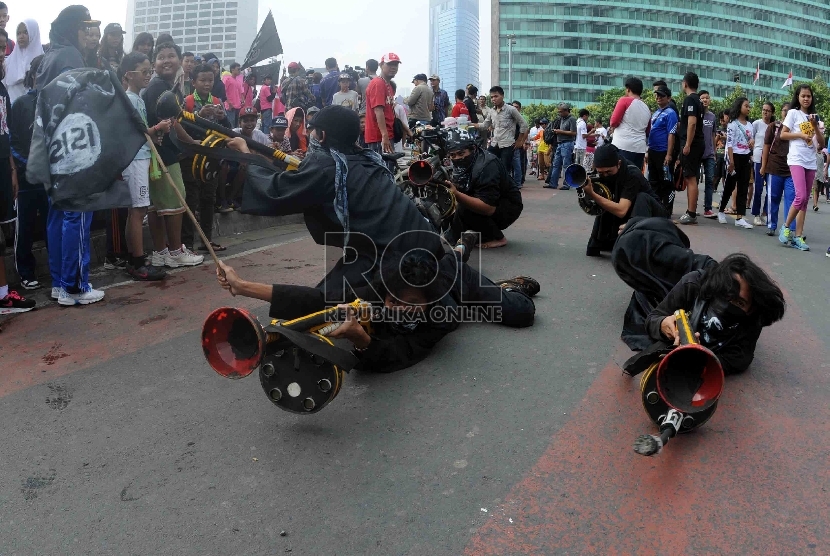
left=4, top=19, right=44, bottom=102
left=286, top=107, right=307, bottom=152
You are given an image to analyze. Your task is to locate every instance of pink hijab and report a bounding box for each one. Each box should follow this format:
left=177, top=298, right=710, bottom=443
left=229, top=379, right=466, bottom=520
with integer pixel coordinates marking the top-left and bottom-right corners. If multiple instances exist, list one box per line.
left=286, top=107, right=307, bottom=152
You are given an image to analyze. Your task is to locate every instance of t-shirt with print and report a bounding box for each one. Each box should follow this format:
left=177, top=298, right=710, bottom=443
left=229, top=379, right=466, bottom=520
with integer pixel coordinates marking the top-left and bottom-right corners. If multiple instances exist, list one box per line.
left=678, top=93, right=705, bottom=146
left=726, top=119, right=754, bottom=156
left=332, top=90, right=360, bottom=112
left=702, top=111, right=716, bottom=159
left=594, top=126, right=607, bottom=147
left=0, top=83, right=11, bottom=159
left=364, top=77, right=394, bottom=144
left=648, top=107, right=679, bottom=152
left=127, top=91, right=151, bottom=160
left=575, top=119, right=588, bottom=149
left=783, top=109, right=818, bottom=169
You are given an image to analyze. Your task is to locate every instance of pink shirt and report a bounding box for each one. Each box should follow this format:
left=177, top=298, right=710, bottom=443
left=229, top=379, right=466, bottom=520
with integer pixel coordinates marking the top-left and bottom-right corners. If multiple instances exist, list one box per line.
left=241, top=82, right=255, bottom=109
left=259, top=85, right=274, bottom=112
left=223, top=74, right=243, bottom=110
left=272, top=86, right=286, bottom=116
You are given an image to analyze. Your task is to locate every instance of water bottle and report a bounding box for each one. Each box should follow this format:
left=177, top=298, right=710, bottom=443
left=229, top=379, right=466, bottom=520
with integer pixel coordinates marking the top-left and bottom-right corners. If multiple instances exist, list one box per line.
left=663, top=164, right=672, bottom=183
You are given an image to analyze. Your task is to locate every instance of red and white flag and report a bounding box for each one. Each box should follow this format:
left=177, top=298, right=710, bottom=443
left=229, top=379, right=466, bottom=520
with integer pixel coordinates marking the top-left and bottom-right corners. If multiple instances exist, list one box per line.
left=753, top=62, right=760, bottom=85
left=782, top=70, right=793, bottom=89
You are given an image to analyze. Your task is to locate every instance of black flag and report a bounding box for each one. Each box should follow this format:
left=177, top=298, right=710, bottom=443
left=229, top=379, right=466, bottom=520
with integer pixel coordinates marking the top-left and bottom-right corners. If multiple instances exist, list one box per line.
left=26, top=69, right=147, bottom=212
left=241, top=11, right=283, bottom=70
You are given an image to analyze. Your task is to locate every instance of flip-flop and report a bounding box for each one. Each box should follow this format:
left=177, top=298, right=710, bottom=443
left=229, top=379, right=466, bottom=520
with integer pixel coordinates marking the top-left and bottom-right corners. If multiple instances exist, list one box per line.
left=200, top=242, right=227, bottom=252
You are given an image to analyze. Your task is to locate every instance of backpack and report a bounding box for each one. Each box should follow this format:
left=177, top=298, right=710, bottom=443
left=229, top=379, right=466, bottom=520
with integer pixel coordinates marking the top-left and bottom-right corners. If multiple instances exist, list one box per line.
left=393, top=116, right=405, bottom=143
left=544, top=118, right=560, bottom=146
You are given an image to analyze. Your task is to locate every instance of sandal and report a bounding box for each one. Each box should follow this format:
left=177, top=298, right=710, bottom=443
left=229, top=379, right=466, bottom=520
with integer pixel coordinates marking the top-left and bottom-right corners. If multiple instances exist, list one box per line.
left=199, top=242, right=227, bottom=252
left=724, top=208, right=737, bottom=215
left=813, top=205, right=819, bottom=212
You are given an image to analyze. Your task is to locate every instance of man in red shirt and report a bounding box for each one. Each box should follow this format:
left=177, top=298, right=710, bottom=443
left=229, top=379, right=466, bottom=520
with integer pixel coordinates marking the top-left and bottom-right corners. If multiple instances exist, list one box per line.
left=364, top=52, right=399, bottom=169
left=451, top=89, right=470, bottom=119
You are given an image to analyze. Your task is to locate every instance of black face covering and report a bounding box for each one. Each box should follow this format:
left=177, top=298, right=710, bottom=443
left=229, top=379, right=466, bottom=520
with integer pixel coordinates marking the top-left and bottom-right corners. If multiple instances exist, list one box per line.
left=699, top=298, right=747, bottom=348
left=451, top=152, right=475, bottom=170
left=382, top=306, right=426, bottom=335
left=451, top=148, right=479, bottom=192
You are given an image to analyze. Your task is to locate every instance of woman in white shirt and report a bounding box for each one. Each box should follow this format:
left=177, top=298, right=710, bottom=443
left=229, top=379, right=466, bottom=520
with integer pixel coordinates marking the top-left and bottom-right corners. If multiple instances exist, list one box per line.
left=779, top=84, right=825, bottom=251
left=750, top=102, right=774, bottom=224
left=718, top=97, right=755, bottom=229
left=609, top=77, right=651, bottom=169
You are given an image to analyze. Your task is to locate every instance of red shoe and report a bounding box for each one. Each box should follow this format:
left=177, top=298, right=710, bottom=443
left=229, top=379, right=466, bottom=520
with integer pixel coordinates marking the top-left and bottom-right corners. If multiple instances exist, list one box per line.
left=0, top=290, right=37, bottom=315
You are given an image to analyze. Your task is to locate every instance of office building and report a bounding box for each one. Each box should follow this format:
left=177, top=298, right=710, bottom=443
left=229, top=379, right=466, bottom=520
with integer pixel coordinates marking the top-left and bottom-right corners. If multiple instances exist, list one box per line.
left=429, top=0, right=480, bottom=94
left=492, top=0, right=830, bottom=106
left=126, top=0, right=258, bottom=66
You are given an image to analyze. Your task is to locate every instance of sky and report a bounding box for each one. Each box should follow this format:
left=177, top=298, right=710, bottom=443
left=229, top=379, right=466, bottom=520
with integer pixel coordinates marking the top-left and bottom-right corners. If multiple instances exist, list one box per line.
left=9, top=0, right=492, bottom=89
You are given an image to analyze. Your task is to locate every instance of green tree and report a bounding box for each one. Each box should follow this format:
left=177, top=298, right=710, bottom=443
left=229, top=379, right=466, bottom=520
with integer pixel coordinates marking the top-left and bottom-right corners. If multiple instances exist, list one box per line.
left=521, top=102, right=560, bottom=125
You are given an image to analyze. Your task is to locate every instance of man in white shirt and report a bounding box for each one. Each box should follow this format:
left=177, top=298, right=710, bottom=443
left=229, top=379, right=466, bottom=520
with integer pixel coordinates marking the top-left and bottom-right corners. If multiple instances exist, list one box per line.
left=575, top=109, right=591, bottom=169
left=594, top=118, right=607, bottom=147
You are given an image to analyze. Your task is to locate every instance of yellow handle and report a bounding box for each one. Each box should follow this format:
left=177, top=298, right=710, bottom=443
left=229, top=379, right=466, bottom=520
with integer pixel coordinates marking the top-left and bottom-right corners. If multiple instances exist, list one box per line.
left=673, top=309, right=697, bottom=346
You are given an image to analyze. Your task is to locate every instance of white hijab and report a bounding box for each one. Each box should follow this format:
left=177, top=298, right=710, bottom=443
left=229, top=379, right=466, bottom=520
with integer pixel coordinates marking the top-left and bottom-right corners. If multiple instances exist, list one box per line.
left=4, top=18, right=44, bottom=103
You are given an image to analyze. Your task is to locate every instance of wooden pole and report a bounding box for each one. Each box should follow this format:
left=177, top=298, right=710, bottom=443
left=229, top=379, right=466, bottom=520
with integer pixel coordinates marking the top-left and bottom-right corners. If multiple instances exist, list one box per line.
left=144, top=134, right=220, bottom=267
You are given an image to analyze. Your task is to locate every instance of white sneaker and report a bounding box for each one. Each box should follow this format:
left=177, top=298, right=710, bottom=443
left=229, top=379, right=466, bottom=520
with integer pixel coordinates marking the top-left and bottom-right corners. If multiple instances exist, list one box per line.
left=735, top=218, right=754, bottom=229
left=151, top=249, right=168, bottom=267
left=761, top=215, right=767, bottom=225
left=753, top=216, right=763, bottom=226
left=58, top=287, right=105, bottom=306
left=51, top=287, right=60, bottom=300
left=717, top=212, right=727, bottom=224
left=165, top=245, right=204, bottom=268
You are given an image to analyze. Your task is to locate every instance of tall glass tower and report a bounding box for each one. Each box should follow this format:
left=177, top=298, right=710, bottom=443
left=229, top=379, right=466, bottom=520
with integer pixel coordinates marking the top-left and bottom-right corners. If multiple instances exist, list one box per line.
left=492, top=0, right=830, bottom=106
left=430, top=0, right=480, bottom=95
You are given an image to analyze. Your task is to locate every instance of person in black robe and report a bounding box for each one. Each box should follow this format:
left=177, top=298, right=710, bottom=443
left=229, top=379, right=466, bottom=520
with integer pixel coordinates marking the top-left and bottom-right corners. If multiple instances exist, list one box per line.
left=444, top=128, right=523, bottom=249
left=583, top=144, right=666, bottom=257
left=613, top=219, right=786, bottom=375
left=225, top=105, right=444, bottom=302
left=214, top=250, right=539, bottom=373
left=612, top=217, right=716, bottom=350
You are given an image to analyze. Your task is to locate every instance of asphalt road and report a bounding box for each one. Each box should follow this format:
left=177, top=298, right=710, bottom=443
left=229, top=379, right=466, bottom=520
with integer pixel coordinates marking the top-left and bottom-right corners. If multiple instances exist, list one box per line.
left=1, top=182, right=829, bottom=555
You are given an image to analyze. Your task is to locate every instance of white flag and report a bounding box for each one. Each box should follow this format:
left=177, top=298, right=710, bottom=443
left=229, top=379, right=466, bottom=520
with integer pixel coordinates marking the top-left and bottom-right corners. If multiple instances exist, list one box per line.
left=782, top=71, right=793, bottom=89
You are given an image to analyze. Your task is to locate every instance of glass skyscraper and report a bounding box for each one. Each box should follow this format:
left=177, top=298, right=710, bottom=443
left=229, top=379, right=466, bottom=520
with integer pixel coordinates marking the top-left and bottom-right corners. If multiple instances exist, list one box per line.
left=430, top=0, right=480, bottom=95
left=492, top=0, right=830, bottom=106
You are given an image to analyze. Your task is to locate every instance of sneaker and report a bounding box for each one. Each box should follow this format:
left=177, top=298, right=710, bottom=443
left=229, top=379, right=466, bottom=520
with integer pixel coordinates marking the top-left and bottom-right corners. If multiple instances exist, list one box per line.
left=826, top=246, right=830, bottom=258
left=103, top=256, right=127, bottom=270
left=494, top=276, right=540, bottom=298
left=165, top=245, right=204, bottom=268
left=126, top=263, right=166, bottom=281
left=702, top=210, right=716, bottom=218
left=766, top=228, right=776, bottom=237
left=58, top=287, right=105, bottom=306
left=678, top=213, right=698, bottom=225
left=51, top=287, right=60, bottom=300
left=151, top=249, right=168, bottom=267
left=779, top=227, right=792, bottom=246
left=0, top=290, right=37, bottom=314
left=753, top=216, right=763, bottom=226
left=735, top=218, right=754, bottom=229
left=717, top=212, right=727, bottom=224
left=20, top=279, right=43, bottom=290
left=761, top=215, right=767, bottom=225
left=792, top=236, right=810, bottom=251
left=557, top=185, right=571, bottom=190
left=455, top=230, right=479, bottom=263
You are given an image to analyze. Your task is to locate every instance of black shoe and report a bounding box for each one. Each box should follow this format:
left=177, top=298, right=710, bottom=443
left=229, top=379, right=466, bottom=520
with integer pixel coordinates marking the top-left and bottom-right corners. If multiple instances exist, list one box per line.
left=494, top=276, right=540, bottom=297
left=766, top=228, right=775, bottom=236
left=104, top=256, right=127, bottom=270
left=586, top=247, right=601, bottom=257
left=126, top=263, right=166, bottom=281
left=455, top=230, right=479, bottom=263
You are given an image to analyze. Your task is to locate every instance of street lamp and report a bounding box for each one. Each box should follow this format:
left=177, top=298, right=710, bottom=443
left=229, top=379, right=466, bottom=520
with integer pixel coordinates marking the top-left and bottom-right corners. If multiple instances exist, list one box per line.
left=508, top=34, right=517, bottom=100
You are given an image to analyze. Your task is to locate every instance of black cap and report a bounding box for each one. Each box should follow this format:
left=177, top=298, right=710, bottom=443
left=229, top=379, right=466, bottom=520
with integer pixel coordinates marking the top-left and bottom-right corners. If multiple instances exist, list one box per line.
left=104, top=23, right=125, bottom=35
left=307, top=105, right=360, bottom=146
left=594, top=144, right=620, bottom=168
left=412, top=73, right=428, bottom=83
left=271, top=116, right=288, bottom=129
left=655, top=86, right=671, bottom=98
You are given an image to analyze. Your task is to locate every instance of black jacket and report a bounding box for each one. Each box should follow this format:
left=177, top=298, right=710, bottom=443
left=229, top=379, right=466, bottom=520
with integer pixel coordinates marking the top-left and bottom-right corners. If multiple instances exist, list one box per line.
left=644, top=270, right=762, bottom=375
left=464, top=148, right=523, bottom=208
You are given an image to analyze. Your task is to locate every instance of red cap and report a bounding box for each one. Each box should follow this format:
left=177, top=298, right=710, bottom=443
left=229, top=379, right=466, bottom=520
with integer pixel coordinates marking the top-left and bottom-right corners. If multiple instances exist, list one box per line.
left=380, top=53, right=401, bottom=64
left=287, top=62, right=299, bottom=70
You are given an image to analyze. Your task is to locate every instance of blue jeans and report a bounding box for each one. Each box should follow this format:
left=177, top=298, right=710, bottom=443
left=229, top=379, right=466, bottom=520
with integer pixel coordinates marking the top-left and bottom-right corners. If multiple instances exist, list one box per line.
left=47, top=199, right=93, bottom=292
left=702, top=157, right=716, bottom=212
left=751, top=162, right=769, bottom=216
left=548, top=141, right=574, bottom=187
left=512, top=148, right=524, bottom=186
left=260, top=108, right=272, bottom=132
left=766, top=174, right=796, bottom=233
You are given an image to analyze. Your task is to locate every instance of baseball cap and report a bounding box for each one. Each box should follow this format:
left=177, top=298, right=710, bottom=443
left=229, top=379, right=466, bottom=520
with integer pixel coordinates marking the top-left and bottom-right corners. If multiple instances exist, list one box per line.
left=54, top=6, right=100, bottom=33
left=239, top=107, right=258, bottom=119
left=270, top=116, right=289, bottom=129
left=287, top=62, right=300, bottom=70
left=412, top=73, right=428, bottom=83
left=655, top=86, right=671, bottom=98
left=104, top=23, right=125, bottom=35
left=307, top=105, right=360, bottom=146
left=380, top=53, right=401, bottom=64
left=339, top=72, right=351, bottom=80
left=429, top=75, right=440, bottom=81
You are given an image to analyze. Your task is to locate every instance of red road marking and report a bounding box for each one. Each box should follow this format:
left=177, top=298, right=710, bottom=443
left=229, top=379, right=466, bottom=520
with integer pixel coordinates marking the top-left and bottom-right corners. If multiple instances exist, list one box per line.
left=0, top=240, right=324, bottom=398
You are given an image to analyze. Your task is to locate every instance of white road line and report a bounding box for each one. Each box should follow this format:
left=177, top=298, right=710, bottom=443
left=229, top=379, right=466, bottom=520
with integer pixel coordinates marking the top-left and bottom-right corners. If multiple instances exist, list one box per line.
left=99, top=235, right=310, bottom=291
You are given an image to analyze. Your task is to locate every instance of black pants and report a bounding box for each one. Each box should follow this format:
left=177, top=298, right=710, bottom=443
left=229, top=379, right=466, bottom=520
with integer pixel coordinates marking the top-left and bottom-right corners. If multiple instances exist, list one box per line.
left=182, top=159, right=216, bottom=249
left=587, top=192, right=667, bottom=253
left=720, top=153, right=751, bottom=217
left=646, top=149, right=673, bottom=211
left=618, top=150, right=645, bottom=171
left=14, top=174, right=49, bottom=282
left=488, top=145, right=515, bottom=176
left=448, top=198, right=523, bottom=244
left=520, top=147, right=528, bottom=183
